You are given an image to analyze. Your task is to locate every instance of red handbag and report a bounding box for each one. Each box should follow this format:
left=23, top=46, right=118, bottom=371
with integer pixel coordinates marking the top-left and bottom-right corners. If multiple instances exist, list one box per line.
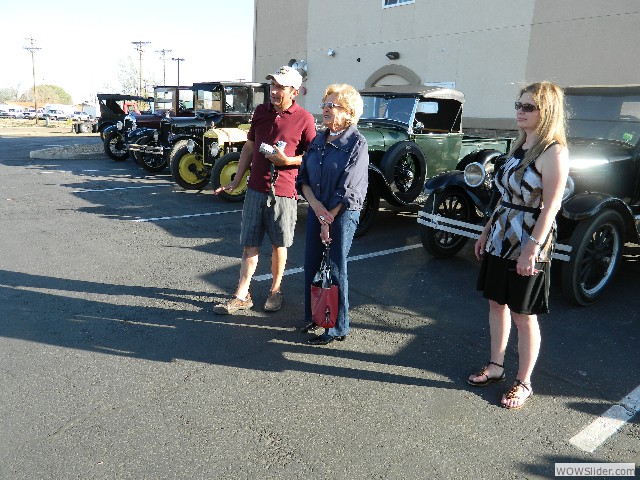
left=310, top=242, right=339, bottom=329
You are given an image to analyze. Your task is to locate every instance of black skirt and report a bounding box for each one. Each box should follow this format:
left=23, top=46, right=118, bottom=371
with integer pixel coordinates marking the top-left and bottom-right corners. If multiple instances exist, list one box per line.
left=477, top=253, right=550, bottom=315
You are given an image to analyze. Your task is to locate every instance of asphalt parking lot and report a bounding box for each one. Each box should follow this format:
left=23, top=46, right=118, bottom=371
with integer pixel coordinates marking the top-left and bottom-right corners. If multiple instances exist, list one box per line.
left=0, top=132, right=638, bottom=479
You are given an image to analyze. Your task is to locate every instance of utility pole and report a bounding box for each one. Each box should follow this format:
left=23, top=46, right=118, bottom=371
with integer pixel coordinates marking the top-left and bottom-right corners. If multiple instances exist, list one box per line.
left=171, top=57, right=185, bottom=87
left=23, top=37, right=41, bottom=125
left=156, top=49, right=172, bottom=85
left=131, top=41, right=150, bottom=96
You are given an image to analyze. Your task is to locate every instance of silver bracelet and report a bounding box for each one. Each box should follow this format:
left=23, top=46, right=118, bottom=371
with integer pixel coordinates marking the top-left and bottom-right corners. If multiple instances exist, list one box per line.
left=528, top=234, right=543, bottom=247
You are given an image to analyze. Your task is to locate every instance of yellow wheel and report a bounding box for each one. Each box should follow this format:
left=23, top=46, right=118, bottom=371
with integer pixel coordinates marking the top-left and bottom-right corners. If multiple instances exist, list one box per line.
left=169, top=141, right=210, bottom=190
left=211, top=152, right=249, bottom=202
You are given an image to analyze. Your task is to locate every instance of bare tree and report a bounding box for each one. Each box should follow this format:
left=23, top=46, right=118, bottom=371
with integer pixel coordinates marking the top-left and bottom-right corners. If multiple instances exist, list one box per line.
left=0, top=87, right=19, bottom=103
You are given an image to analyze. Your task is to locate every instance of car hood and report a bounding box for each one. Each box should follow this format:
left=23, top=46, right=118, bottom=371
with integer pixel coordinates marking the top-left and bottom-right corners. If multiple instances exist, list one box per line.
left=567, top=138, right=634, bottom=170
left=358, top=124, right=409, bottom=151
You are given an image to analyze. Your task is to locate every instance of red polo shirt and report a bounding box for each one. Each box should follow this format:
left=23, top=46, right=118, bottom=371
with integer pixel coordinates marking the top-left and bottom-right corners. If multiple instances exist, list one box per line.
left=247, top=101, right=316, bottom=198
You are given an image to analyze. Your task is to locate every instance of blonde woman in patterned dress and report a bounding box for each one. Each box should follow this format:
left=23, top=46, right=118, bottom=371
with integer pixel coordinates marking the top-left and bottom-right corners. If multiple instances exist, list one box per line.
left=467, top=82, right=569, bottom=409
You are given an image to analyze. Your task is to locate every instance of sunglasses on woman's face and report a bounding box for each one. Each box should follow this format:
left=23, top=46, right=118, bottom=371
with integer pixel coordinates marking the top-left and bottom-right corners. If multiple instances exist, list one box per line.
left=515, top=102, right=539, bottom=113
left=320, top=102, right=345, bottom=110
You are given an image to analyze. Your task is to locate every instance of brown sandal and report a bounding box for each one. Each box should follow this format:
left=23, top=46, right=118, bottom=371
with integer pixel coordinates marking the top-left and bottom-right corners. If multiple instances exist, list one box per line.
left=467, top=361, right=505, bottom=387
left=501, top=379, right=533, bottom=409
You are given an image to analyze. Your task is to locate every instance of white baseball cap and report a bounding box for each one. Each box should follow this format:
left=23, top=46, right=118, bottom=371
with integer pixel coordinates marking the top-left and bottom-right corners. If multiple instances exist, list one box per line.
left=266, top=66, right=303, bottom=90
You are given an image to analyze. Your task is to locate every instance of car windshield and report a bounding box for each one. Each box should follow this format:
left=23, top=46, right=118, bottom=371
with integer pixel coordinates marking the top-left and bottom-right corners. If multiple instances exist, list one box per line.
left=154, top=88, right=175, bottom=111
left=224, top=86, right=250, bottom=113
left=194, top=89, right=222, bottom=111
left=566, top=94, right=640, bottom=147
left=361, top=95, right=417, bottom=125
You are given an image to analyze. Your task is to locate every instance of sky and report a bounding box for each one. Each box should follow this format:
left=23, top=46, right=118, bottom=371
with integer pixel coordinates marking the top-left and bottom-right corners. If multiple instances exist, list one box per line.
left=1, top=0, right=255, bottom=105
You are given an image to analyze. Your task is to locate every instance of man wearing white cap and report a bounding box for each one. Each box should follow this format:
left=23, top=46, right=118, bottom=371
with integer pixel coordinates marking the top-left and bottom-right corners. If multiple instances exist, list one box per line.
left=214, top=66, right=316, bottom=314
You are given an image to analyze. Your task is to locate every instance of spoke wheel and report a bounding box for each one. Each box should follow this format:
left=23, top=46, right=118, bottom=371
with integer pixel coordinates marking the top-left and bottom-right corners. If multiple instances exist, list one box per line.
left=134, top=137, right=167, bottom=173
left=103, top=131, right=129, bottom=161
left=394, top=153, right=420, bottom=194
left=419, top=188, right=472, bottom=257
left=380, top=141, right=426, bottom=203
left=562, top=210, right=624, bottom=305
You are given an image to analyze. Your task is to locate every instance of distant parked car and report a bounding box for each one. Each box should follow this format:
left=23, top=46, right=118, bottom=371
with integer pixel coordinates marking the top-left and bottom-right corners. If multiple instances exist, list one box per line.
left=72, top=111, right=91, bottom=121
left=23, top=108, right=44, bottom=119
left=3, top=108, right=25, bottom=118
left=44, top=110, right=68, bottom=120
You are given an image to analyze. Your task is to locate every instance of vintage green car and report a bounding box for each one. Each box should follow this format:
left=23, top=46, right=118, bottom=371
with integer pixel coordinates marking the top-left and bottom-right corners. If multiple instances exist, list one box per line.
left=356, top=85, right=511, bottom=236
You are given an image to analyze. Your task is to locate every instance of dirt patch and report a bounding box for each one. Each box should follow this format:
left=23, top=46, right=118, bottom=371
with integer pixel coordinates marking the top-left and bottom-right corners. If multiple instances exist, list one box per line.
left=0, top=118, right=96, bottom=137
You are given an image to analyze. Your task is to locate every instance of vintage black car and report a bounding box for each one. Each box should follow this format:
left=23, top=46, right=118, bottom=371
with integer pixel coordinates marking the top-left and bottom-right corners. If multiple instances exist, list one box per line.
left=418, top=85, right=640, bottom=305
left=158, top=81, right=269, bottom=201
left=355, top=85, right=511, bottom=237
left=100, top=88, right=194, bottom=161
left=97, top=93, right=151, bottom=139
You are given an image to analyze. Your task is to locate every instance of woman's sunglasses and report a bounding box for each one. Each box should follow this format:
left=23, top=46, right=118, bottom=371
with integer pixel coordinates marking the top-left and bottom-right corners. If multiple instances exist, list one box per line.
left=515, top=102, right=539, bottom=113
left=320, top=102, right=345, bottom=110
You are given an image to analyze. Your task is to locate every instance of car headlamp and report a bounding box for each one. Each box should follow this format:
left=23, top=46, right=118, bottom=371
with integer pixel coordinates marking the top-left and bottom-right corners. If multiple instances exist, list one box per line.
left=464, top=162, right=486, bottom=188
left=209, top=141, right=220, bottom=158
left=186, top=139, right=196, bottom=153
left=116, top=121, right=123, bottom=130
left=153, top=130, right=159, bottom=142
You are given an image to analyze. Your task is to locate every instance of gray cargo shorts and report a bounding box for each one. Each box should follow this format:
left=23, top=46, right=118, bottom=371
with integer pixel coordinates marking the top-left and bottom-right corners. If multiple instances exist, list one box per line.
left=240, top=188, right=298, bottom=248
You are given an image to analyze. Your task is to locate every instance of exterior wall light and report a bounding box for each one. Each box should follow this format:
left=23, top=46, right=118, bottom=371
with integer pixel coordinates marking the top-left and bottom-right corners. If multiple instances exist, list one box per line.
left=327, top=49, right=336, bottom=57
left=386, top=51, right=400, bottom=60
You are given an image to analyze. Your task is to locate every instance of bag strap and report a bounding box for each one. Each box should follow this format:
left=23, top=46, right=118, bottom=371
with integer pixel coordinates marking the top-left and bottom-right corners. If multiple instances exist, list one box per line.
left=324, top=242, right=331, bottom=268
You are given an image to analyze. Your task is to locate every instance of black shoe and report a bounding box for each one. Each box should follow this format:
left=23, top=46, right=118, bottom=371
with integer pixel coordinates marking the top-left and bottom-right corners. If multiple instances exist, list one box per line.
left=300, top=322, right=320, bottom=334
left=307, top=333, right=346, bottom=345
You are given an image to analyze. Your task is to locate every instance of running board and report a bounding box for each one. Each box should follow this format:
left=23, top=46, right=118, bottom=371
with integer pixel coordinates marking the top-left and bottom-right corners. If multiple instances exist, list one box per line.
left=417, top=211, right=572, bottom=262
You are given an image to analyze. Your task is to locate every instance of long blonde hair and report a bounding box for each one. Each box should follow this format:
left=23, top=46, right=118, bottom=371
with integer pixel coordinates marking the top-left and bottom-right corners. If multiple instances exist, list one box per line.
left=509, top=81, right=567, bottom=165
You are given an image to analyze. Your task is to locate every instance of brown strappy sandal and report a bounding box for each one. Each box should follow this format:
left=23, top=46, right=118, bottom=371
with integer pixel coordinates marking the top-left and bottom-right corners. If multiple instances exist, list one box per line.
left=467, top=361, right=506, bottom=387
left=501, top=379, right=533, bottom=409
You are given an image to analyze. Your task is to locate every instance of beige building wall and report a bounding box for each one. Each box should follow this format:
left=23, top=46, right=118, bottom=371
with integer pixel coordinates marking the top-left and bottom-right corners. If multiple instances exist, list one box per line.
left=254, top=0, right=640, bottom=130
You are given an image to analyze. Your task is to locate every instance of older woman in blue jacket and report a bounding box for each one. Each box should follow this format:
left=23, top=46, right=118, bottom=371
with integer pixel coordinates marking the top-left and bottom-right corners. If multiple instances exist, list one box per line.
left=296, top=83, right=369, bottom=346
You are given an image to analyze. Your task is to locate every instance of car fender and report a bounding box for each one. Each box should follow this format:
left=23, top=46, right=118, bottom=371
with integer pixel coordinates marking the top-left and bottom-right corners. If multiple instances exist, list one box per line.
left=562, top=192, right=639, bottom=243
left=455, top=149, right=503, bottom=171
left=128, top=127, right=157, bottom=144
left=367, top=164, right=408, bottom=207
left=97, top=122, right=115, bottom=135
left=102, top=124, right=120, bottom=137
left=423, top=170, right=491, bottom=212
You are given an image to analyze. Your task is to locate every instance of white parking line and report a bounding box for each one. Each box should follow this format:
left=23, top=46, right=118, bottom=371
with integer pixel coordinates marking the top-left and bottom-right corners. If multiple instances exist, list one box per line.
left=74, top=184, right=174, bottom=193
left=131, top=209, right=243, bottom=223
left=570, top=384, right=640, bottom=453
left=254, top=243, right=422, bottom=281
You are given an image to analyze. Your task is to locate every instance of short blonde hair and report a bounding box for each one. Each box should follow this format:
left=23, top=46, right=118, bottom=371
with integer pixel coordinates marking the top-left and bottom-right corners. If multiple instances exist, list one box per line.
left=322, top=83, right=363, bottom=125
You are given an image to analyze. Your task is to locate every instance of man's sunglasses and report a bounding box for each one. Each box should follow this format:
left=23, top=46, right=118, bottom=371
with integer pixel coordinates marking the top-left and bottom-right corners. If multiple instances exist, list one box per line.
left=515, top=102, right=539, bottom=113
left=320, top=102, right=345, bottom=110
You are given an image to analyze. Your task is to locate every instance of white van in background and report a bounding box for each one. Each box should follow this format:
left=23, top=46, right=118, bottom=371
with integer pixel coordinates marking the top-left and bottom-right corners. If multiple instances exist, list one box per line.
left=0, top=106, right=25, bottom=118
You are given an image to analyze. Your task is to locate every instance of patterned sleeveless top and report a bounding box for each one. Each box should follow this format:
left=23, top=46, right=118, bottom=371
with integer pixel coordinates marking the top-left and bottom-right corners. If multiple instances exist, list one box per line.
left=485, top=146, right=555, bottom=262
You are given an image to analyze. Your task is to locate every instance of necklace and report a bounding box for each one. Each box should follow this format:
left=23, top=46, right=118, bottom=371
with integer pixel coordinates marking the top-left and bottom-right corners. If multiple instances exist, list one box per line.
left=329, top=128, right=346, bottom=137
